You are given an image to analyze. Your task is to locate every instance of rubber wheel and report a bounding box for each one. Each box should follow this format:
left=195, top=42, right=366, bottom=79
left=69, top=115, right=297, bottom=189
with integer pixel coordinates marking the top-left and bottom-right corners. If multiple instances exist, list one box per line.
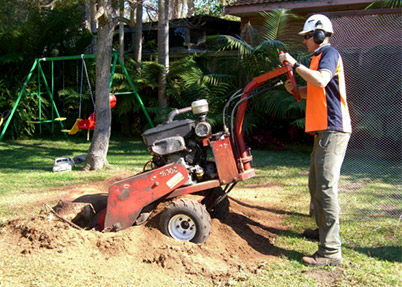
left=203, top=187, right=230, bottom=220
left=159, top=198, right=211, bottom=244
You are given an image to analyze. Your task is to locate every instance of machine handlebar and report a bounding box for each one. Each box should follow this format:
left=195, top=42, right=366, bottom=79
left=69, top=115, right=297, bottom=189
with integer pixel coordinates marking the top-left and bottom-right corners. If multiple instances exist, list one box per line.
left=279, top=51, right=301, bottom=102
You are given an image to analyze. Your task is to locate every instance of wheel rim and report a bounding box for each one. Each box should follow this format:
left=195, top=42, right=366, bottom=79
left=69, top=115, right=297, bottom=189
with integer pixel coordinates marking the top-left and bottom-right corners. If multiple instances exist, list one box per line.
left=168, top=214, right=196, bottom=241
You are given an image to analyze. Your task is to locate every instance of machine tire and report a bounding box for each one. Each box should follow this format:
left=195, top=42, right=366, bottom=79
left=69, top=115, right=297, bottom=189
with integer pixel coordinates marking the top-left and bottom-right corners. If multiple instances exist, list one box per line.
left=203, top=187, right=230, bottom=220
left=159, top=198, right=211, bottom=244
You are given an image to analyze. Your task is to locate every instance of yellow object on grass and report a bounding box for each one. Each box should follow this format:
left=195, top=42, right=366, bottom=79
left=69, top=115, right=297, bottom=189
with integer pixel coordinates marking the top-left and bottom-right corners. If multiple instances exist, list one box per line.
left=61, top=118, right=82, bottom=135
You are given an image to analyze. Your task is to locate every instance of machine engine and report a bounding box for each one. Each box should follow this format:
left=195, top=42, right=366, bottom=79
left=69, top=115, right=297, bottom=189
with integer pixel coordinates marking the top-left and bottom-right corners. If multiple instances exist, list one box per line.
left=142, top=100, right=217, bottom=185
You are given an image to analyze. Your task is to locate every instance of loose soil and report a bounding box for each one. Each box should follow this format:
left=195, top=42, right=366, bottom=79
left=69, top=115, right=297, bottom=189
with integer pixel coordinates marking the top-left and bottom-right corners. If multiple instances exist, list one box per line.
left=0, top=172, right=335, bottom=287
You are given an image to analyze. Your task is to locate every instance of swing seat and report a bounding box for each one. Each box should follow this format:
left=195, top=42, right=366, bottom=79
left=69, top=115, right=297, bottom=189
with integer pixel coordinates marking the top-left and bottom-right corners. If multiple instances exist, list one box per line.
left=76, top=95, right=116, bottom=131
left=63, top=94, right=116, bottom=139
left=78, top=113, right=96, bottom=130
left=61, top=118, right=83, bottom=135
left=109, top=94, right=117, bottom=109
left=0, top=110, right=10, bottom=127
left=27, top=118, right=66, bottom=124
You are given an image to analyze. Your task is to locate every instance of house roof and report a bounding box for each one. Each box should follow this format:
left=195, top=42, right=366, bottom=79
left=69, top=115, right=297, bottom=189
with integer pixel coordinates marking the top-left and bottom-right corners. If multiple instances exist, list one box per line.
left=141, top=15, right=240, bottom=31
left=227, top=0, right=297, bottom=7
left=224, top=0, right=374, bottom=16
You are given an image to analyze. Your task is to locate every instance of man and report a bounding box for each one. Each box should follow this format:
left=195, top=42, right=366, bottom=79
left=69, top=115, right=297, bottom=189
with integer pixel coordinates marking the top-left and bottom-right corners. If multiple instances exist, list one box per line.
left=279, top=14, right=351, bottom=267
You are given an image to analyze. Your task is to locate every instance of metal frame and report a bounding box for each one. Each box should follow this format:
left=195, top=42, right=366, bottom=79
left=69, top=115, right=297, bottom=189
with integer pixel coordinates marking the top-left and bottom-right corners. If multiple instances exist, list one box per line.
left=0, top=53, right=154, bottom=141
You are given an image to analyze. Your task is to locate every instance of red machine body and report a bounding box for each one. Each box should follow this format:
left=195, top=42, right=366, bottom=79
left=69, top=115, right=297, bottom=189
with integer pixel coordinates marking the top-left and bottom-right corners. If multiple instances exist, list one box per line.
left=102, top=63, right=300, bottom=236
left=104, top=163, right=189, bottom=231
left=103, top=136, right=253, bottom=231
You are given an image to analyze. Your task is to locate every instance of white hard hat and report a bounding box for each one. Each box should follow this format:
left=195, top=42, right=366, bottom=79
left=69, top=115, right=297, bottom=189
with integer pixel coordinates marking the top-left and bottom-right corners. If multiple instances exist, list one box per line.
left=299, top=14, right=334, bottom=35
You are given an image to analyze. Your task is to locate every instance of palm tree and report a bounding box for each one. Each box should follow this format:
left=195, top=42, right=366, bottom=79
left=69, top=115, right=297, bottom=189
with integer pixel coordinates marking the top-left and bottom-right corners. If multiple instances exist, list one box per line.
left=366, top=0, right=401, bottom=9
left=112, top=9, right=310, bottom=142
left=207, top=9, right=308, bottom=142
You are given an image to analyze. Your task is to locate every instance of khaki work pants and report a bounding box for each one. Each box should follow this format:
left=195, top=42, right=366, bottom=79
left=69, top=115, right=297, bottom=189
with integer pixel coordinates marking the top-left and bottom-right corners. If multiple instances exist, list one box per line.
left=309, top=131, right=350, bottom=258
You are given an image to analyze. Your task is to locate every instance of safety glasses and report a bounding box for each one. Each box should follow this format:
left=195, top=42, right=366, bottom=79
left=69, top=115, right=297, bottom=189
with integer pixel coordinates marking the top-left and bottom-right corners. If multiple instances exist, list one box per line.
left=304, top=33, right=314, bottom=40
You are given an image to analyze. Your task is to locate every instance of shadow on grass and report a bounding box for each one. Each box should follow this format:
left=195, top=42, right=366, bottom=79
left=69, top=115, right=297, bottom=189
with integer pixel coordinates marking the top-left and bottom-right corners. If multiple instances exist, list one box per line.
left=217, top=196, right=309, bottom=261
left=345, top=245, right=402, bottom=263
left=341, top=153, right=401, bottom=185
left=0, top=137, right=148, bottom=173
left=230, top=197, right=309, bottom=218
left=221, top=211, right=304, bottom=262
left=1, top=141, right=79, bottom=172
left=143, top=196, right=306, bottom=262
left=251, top=149, right=310, bottom=170
left=225, top=199, right=402, bottom=263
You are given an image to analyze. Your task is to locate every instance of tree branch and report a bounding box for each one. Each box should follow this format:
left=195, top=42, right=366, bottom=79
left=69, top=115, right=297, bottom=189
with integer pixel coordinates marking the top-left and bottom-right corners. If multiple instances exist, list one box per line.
left=45, top=204, right=83, bottom=230
left=40, top=0, right=58, bottom=8
left=94, top=6, right=106, bottom=21
left=118, top=16, right=134, bottom=27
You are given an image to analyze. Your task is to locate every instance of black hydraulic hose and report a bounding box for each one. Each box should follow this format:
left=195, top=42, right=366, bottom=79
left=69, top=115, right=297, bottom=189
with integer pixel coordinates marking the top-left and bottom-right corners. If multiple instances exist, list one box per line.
left=223, top=82, right=277, bottom=134
left=212, top=182, right=238, bottom=208
left=222, top=89, right=243, bottom=129
left=229, top=81, right=281, bottom=161
left=223, top=181, right=237, bottom=194
left=230, top=79, right=282, bottom=136
left=230, top=82, right=280, bottom=142
left=230, top=92, right=256, bottom=161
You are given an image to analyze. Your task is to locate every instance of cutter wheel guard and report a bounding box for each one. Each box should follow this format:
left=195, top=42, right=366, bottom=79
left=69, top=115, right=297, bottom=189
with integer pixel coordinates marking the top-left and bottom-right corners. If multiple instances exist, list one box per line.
left=93, top=62, right=301, bottom=243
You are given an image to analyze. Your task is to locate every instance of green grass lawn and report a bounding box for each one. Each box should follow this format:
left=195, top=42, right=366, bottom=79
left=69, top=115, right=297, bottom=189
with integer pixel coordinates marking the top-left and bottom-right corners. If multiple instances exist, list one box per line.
left=0, top=136, right=401, bottom=286
left=0, top=137, right=150, bottom=194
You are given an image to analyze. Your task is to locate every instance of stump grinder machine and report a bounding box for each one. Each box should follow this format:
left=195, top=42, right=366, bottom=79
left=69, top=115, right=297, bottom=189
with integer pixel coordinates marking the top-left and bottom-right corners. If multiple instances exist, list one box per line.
left=55, top=59, right=300, bottom=244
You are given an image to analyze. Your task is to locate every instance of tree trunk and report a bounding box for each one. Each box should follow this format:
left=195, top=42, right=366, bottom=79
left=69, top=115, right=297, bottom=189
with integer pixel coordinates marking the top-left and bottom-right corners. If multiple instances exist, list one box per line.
left=157, top=0, right=169, bottom=108
left=187, top=0, right=194, bottom=17
left=118, top=0, right=125, bottom=64
left=84, top=0, right=116, bottom=170
left=90, top=0, right=98, bottom=53
left=170, top=0, right=178, bottom=19
left=84, top=0, right=92, bottom=31
left=133, top=0, right=143, bottom=63
left=170, top=0, right=186, bottom=19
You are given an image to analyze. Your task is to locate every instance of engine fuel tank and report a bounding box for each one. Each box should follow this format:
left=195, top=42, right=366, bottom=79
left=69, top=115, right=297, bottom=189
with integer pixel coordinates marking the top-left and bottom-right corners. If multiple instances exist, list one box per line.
left=142, top=119, right=195, bottom=147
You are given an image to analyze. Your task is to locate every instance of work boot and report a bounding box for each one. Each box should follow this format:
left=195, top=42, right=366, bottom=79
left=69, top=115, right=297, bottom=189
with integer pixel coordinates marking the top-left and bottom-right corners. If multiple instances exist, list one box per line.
left=302, top=252, right=342, bottom=267
left=302, top=228, right=319, bottom=241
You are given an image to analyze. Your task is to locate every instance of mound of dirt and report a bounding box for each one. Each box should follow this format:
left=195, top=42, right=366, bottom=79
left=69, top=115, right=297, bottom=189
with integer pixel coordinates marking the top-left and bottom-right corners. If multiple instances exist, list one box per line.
left=1, top=172, right=288, bottom=286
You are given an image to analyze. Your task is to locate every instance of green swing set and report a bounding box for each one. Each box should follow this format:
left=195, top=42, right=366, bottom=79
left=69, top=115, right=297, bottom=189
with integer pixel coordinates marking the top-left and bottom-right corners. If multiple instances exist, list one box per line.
left=0, top=53, right=153, bottom=142
left=61, top=55, right=117, bottom=140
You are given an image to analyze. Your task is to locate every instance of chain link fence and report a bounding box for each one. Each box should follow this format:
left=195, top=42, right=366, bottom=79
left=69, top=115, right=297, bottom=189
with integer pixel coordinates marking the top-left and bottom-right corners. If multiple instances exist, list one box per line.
left=331, top=13, right=402, bottom=219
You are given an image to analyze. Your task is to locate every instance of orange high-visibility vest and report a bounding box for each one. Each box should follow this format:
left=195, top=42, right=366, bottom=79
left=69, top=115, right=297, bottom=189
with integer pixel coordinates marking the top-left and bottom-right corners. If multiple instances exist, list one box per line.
left=306, top=45, right=352, bottom=134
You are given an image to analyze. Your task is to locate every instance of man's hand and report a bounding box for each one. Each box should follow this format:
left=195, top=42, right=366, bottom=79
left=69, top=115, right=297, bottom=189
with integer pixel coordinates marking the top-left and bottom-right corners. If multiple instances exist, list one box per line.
left=279, top=52, right=297, bottom=67
left=284, top=79, right=307, bottom=99
left=284, top=79, right=294, bottom=94
left=280, top=51, right=331, bottom=90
